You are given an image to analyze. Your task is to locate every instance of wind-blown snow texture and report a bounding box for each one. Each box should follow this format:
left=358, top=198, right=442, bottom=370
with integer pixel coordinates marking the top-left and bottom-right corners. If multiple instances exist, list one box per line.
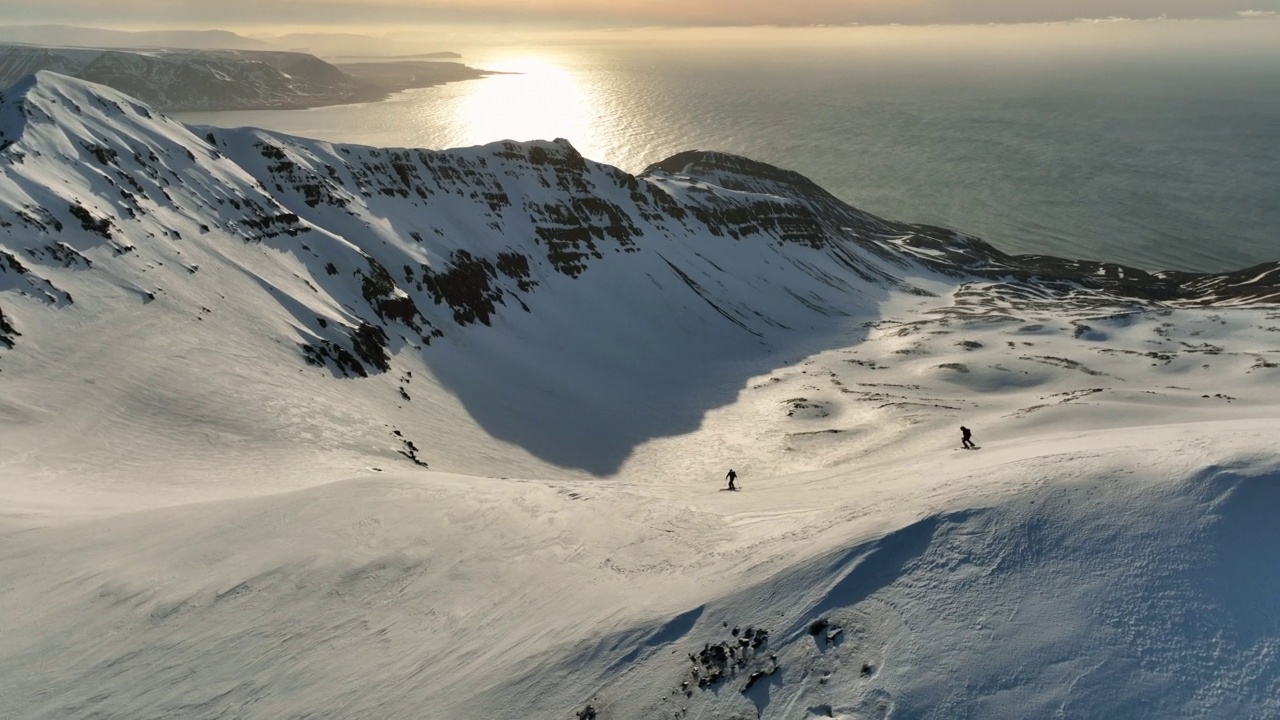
left=2, top=73, right=1280, bottom=719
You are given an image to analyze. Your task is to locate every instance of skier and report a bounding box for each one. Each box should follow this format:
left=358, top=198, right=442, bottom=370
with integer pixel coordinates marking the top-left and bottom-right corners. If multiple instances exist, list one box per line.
left=960, top=426, right=976, bottom=449
left=725, top=469, right=738, bottom=491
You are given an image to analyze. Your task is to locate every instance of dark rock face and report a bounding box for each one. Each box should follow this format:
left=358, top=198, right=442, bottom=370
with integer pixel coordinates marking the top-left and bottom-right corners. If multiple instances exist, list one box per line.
left=528, top=196, right=641, bottom=277
left=421, top=250, right=521, bottom=327
left=237, top=211, right=308, bottom=242
left=359, top=258, right=427, bottom=330
left=0, top=247, right=73, bottom=307
left=351, top=321, right=390, bottom=373
left=301, top=321, right=390, bottom=378
left=302, top=337, right=368, bottom=378
left=68, top=203, right=113, bottom=239
left=0, top=302, right=18, bottom=350
left=23, top=242, right=91, bottom=269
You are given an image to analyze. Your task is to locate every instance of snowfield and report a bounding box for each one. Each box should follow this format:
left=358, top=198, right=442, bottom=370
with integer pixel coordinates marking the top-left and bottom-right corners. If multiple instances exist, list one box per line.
left=2, top=72, right=1280, bottom=719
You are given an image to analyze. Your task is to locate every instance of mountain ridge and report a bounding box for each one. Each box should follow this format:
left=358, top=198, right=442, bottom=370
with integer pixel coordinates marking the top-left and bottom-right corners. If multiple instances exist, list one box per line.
left=3, top=72, right=1274, bottom=366
left=0, top=71, right=1277, bottom=477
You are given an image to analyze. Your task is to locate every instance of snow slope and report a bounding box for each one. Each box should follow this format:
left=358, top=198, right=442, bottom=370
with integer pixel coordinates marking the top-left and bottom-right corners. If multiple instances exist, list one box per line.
left=2, top=73, right=1280, bottom=719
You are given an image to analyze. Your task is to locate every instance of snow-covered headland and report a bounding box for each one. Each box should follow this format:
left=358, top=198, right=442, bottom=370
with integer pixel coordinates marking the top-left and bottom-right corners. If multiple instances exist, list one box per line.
left=2, top=72, right=1279, bottom=719
left=0, top=46, right=492, bottom=112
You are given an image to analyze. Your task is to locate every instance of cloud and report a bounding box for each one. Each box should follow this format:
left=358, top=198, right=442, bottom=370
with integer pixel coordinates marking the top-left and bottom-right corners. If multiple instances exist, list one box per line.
left=1237, top=9, right=1279, bottom=17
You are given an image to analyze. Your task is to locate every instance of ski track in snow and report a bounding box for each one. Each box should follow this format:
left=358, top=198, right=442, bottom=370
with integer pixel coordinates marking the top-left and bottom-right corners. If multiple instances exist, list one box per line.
left=1, top=73, right=1280, bottom=719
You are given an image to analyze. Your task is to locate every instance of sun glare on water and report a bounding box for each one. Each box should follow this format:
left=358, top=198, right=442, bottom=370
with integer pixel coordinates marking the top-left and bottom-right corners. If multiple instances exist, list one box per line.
left=449, top=55, right=603, bottom=157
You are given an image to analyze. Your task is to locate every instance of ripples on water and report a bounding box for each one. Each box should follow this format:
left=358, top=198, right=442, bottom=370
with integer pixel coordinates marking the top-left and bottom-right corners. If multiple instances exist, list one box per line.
left=177, top=30, right=1280, bottom=273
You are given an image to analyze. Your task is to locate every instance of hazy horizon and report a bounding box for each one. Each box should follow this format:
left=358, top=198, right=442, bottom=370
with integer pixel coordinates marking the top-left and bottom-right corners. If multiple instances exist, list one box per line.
left=2, top=17, right=1279, bottom=61
left=0, top=0, right=1278, bottom=32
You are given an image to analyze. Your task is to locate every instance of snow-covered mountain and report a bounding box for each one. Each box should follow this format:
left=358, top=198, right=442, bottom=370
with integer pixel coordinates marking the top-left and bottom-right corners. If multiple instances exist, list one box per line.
left=3, top=72, right=1280, bottom=719
left=0, top=47, right=386, bottom=111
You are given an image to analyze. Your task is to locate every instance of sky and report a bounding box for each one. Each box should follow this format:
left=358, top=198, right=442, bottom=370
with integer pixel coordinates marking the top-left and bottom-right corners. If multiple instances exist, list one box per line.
left=1, top=0, right=1278, bottom=28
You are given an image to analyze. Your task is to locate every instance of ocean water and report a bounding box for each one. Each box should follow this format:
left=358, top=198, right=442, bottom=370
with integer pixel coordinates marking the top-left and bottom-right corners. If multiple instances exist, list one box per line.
left=176, top=26, right=1280, bottom=274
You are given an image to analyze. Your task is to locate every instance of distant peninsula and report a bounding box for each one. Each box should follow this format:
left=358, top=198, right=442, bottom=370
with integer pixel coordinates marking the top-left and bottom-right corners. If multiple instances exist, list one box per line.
left=0, top=44, right=495, bottom=112
left=333, top=51, right=462, bottom=59
left=334, top=60, right=501, bottom=95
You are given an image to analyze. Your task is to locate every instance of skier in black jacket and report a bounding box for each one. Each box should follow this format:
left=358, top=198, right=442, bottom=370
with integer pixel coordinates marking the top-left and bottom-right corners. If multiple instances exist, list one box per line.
left=960, top=426, right=976, bottom=449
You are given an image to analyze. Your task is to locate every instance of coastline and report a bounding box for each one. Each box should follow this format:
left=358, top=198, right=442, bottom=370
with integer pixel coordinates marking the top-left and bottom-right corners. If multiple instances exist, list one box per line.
left=160, top=61, right=502, bottom=113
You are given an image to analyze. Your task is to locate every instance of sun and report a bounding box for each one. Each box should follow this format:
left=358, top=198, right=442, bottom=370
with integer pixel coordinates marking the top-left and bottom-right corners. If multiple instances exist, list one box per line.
left=451, top=55, right=601, bottom=153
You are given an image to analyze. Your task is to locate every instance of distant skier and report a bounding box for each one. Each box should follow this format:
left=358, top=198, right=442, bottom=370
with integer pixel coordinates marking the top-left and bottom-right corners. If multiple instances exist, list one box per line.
left=725, top=469, right=738, bottom=491
left=960, top=426, right=976, bottom=449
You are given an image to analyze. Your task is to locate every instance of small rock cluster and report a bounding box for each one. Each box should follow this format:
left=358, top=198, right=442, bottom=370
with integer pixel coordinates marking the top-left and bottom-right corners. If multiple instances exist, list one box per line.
left=808, top=617, right=844, bottom=647
left=390, top=427, right=428, bottom=467
left=682, top=626, right=775, bottom=695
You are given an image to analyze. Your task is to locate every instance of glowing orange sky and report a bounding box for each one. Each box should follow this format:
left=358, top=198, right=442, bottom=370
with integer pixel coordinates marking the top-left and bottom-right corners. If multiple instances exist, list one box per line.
left=3, top=0, right=1275, bottom=28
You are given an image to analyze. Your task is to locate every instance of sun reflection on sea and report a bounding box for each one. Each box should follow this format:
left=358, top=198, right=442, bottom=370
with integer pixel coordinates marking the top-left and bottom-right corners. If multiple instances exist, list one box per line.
left=448, top=55, right=603, bottom=158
